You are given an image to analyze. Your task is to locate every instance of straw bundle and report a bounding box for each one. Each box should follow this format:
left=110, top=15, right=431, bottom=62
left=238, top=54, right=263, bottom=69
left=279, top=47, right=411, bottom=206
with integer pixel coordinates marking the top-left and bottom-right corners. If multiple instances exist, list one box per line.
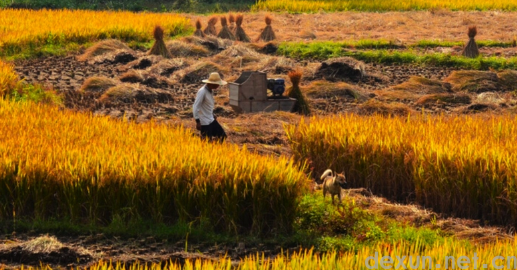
left=194, top=19, right=205, bottom=38
left=148, top=25, right=172, bottom=59
left=286, top=70, right=310, bottom=115
left=217, top=16, right=236, bottom=40
left=235, top=14, right=250, bottom=42
left=462, top=26, right=480, bottom=58
left=203, top=16, right=218, bottom=36
left=257, top=15, right=276, bottom=42
left=228, top=13, right=236, bottom=33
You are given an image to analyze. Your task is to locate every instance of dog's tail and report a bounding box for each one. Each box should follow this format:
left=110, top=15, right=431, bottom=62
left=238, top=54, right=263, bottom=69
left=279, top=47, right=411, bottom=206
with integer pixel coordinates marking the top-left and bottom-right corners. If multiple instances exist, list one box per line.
left=320, top=169, right=333, bottom=181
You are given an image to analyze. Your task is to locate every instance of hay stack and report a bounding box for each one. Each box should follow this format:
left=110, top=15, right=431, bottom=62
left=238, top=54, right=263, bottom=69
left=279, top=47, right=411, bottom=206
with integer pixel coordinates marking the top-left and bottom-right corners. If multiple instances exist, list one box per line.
left=444, top=70, right=499, bottom=93
left=119, top=69, right=146, bottom=83
left=228, top=13, right=236, bottom=33
left=148, top=25, right=172, bottom=59
left=79, top=76, right=118, bottom=93
left=77, top=39, right=131, bottom=61
left=173, top=61, right=226, bottom=84
left=99, top=84, right=138, bottom=103
left=194, top=19, right=205, bottom=38
left=234, top=14, right=250, bottom=42
left=166, top=40, right=210, bottom=57
left=257, top=15, right=276, bottom=42
left=286, top=70, right=310, bottom=115
left=462, top=26, right=480, bottom=58
left=217, top=16, right=236, bottom=40
left=203, top=16, right=218, bottom=36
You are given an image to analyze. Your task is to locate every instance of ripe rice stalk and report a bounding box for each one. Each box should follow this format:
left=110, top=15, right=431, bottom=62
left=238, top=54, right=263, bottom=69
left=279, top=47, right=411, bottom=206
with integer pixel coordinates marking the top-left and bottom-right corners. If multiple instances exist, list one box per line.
left=257, top=15, right=276, bottom=42
left=0, top=9, right=191, bottom=56
left=285, top=112, right=517, bottom=226
left=462, top=26, right=480, bottom=58
left=217, top=16, right=236, bottom=40
left=0, top=60, right=19, bottom=97
left=119, top=69, right=146, bottom=83
left=235, top=14, right=251, bottom=43
left=203, top=16, right=218, bottom=36
left=79, top=76, right=118, bottom=93
left=148, top=25, right=173, bottom=59
left=98, top=83, right=138, bottom=103
left=194, top=19, right=205, bottom=38
left=286, top=70, right=310, bottom=115
left=0, top=98, right=308, bottom=234
left=166, top=40, right=210, bottom=57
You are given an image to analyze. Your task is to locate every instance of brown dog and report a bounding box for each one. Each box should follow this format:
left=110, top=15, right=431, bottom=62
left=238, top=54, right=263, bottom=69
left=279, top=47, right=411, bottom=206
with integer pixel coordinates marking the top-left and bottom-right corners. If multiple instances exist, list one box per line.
left=320, top=169, right=347, bottom=204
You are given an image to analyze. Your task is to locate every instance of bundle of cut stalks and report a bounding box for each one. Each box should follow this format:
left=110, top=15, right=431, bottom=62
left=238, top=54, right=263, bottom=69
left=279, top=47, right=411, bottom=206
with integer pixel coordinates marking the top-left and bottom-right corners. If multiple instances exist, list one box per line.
left=217, top=16, right=236, bottom=40
left=203, top=16, right=218, bottom=36
left=194, top=19, right=205, bottom=38
left=228, top=13, right=236, bottom=33
left=148, top=25, right=172, bottom=59
left=235, top=14, right=250, bottom=42
left=257, top=15, right=276, bottom=42
left=287, top=70, right=310, bottom=115
left=462, top=26, right=479, bottom=58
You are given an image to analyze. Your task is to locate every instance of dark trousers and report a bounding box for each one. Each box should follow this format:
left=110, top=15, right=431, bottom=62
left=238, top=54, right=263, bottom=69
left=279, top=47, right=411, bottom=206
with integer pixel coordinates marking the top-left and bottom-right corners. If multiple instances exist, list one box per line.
left=201, top=119, right=227, bottom=143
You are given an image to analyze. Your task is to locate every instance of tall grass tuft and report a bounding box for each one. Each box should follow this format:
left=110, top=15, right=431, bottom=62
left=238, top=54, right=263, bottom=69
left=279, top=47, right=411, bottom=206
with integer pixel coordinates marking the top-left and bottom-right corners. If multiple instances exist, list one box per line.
left=0, top=60, right=19, bottom=97
left=285, top=113, right=517, bottom=226
left=0, top=99, right=309, bottom=235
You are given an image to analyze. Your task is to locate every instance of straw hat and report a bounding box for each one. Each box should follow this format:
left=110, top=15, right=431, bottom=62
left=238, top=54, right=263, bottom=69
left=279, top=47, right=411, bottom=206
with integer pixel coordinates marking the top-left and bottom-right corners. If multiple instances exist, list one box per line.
left=202, top=72, right=227, bottom=85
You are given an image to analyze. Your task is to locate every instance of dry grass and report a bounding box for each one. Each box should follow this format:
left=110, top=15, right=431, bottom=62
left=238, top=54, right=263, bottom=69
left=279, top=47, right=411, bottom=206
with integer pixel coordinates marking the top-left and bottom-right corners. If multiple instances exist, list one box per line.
left=375, top=76, right=452, bottom=102
left=217, top=16, right=236, bottom=40
left=416, top=93, right=472, bottom=105
left=257, top=15, right=276, bottom=42
left=172, top=61, right=227, bottom=84
left=79, top=76, right=118, bottom=93
left=77, top=39, right=131, bottom=62
left=444, top=70, right=499, bottom=93
left=194, top=19, right=205, bottom=38
left=148, top=25, right=172, bottom=59
left=356, top=99, right=413, bottom=116
left=203, top=16, right=218, bottom=36
left=212, top=44, right=262, bottom=68
left=22, top=236, right=63, bottom=254
left=166, top=40, right=210, bottom=57
left=497, top=70, right=517, bottom=90
left=286, top=70, right=310, bottom=115
left=186, top=12, right=517, bottom=44
left=147, top=58, right=188, bottom=76
left=462, top=26, right=480, bottom=58
left=305, top=80, right=368, bottom=101
left=251, top=56, right=296, bottom=74
left=235, top=14, right=251, bottom=42
left=99, top=83, right=138, bottom=103
left=119, top=69, right=146, bottom=83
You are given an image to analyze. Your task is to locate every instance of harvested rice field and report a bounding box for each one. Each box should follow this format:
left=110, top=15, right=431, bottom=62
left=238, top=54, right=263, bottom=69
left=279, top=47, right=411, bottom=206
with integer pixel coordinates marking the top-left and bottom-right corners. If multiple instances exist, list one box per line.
left=3, top=8, right=517, bottom=270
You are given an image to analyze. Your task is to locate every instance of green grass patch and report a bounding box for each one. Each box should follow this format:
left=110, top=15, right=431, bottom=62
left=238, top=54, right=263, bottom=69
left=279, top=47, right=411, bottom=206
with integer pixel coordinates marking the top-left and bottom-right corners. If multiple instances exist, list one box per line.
left=278, top=41, right=517, bottom=70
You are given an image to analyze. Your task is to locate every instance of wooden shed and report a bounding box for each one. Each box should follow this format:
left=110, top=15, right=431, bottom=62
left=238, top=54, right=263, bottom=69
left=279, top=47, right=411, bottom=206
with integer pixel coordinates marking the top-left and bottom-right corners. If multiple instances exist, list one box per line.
left=229, top=71, right=296, bottom=113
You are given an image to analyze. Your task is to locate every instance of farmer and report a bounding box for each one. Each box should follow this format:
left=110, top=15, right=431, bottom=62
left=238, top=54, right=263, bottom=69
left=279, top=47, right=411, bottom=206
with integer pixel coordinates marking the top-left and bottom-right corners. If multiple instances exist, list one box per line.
left=193, top=72, right=228, bottom=143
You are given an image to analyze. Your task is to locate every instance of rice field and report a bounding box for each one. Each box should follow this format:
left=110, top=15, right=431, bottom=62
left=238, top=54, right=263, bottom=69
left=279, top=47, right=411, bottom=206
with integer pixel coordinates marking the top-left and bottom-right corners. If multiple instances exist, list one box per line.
left=0, top=60, right=19, bottom=96
left=6, top=237, right=517, bottom=269
left=0, top=9, right=191, bottom=56
left=0, top=98, right=309, bottom=234
left=252, top=0, right=517, bottom=12
left=285, top=113, right=517, bottom=226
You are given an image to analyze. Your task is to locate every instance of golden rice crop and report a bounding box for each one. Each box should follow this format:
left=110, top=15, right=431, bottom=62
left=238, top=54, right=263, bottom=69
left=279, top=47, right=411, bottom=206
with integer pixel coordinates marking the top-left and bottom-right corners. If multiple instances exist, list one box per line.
left=0, top=9, right=191, bottom=55
left=8, top=237, right=517, bottom=269
left=0, top=99, right=308, bottom=234
left=253, top=0, right=517, bottom=12
left=285, top=113, right=517, bottom=226
left=0, top=60, right=19, bottom=96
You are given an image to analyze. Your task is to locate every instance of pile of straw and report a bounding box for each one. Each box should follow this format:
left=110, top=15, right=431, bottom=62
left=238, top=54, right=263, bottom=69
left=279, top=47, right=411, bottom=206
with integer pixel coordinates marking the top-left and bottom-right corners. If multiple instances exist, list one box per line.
left=148, top=25, right=172, bottom=59
left=217, top=16, right=236, bottom=40
left=462, top=26, right=480, bottom=58
left=228, top=13, right=236, bottom=33
left=203, top=16, right=218, bottom=36
left=235, top=14, right=250, bottom=42
left=194, top=19, right=205, bottom=38
left=286, top=70, right=310, bottom=115
left=257, top=15, right=276, bottom=42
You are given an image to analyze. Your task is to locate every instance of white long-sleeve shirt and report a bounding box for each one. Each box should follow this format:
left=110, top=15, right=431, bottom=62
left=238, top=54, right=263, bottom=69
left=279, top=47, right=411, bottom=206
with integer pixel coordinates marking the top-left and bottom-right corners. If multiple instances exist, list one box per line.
left=193, top=85, right=215, bottom=126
